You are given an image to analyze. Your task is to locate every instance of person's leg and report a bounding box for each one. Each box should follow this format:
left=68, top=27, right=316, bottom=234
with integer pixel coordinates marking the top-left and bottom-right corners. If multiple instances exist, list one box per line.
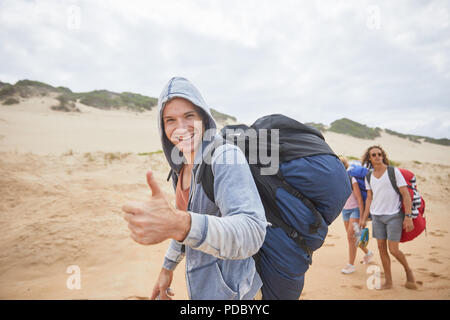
left=386, top=213, right=417, bottom=289
left=387, top=241, right=417, bottom=289
left=347, top=218, right=358, bottom=265
left=377, top=239, right=393, bottom=289
left=360, top=245, right=369, bottom=254
left=359, top=243, right=373, bottom=264
left=349, top=208, right=370, bottom=256
left=341, top=210, right=355, bottom=273
left=362, top=248, right=373, bottom=264
left=372, top=215, right=392, bottom=289
left=352, top=208, right=371, bottom=259
left=343, top=220, right=350, bottom=235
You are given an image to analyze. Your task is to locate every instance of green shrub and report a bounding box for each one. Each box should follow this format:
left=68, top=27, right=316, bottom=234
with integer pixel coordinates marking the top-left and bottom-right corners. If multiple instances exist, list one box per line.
left=2, top=97, right=19, bottom=105
left=83, top=152, right=95, bottom=162
left=210, top=108, right=237, bottom=122
left=329, top=118, right=381, bottom=140
left=385, top=129, right=422, bottom=143
left=385, top=128, right=450, bottom=146
left=0, top=84, right=17, bottom=99
left=57, top=86, right=73, bottom=94
left=51, top=94, right=80, bottom=112
left=74, top=90, right=157, bottom=111
left=138, top=150, right=163, bottom=156
left=306, top=122, right=327, bottom=132
left=120, top=92, right=157, bottom=111
left=15, top=80, right=55, bottom=90
left=423, top=137, right=450, bottom=146
left=1, top=79, right=160, bottom=113
left=389, top=160, right=401, bottom=167
left=104, top=152, right=121, bottom=163
left=78, top=90, right=120, bottom=110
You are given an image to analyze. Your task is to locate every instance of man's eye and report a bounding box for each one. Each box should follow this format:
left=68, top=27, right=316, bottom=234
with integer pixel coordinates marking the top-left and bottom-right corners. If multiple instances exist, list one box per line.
left=165, top=119, right=174, bottom=123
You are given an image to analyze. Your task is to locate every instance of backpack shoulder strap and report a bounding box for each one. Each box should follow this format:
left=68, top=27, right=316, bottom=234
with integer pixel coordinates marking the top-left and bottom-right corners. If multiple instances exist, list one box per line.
left=365, top=171, right=372, bottom=187
left=197, top=140, right=224, bottom=204
left=387, top=166, right=401, bottom=196
left=200, top=162, right=215, bottom=203
left=167, top=168, right=174, bottom=181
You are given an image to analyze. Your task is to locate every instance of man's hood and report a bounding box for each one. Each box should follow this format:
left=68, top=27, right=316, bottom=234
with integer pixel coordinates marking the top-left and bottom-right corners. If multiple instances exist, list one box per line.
left=157, top=77, right=217, bottom=173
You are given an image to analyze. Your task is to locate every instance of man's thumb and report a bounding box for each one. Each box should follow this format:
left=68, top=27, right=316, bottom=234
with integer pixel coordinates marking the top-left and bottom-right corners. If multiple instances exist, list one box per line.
left=146, top=170, right=162, bottom=197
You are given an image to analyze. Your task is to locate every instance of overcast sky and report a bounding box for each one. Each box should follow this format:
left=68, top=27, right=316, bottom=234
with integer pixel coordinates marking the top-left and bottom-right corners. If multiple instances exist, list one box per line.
left=1, top=0, right=449, bottom=138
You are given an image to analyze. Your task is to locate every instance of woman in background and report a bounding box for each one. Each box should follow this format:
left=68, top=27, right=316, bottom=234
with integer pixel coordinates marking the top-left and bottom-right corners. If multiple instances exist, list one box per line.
left=339, top=156, right=373, bottom=274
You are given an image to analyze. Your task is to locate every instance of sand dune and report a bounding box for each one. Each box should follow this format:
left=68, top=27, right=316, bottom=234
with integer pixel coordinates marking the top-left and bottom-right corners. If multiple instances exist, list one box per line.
left=324, top=131, right=450, bottom=166
left=0, top=98, right=449, bottom=299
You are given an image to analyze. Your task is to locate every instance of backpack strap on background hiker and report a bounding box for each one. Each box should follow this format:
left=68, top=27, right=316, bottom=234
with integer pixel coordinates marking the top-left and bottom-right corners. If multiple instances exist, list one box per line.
left=387, top=166, right=401, bottom=196
left=348, top=172, right=353, bottom=187
left=365, top=171, right=372, bottom=187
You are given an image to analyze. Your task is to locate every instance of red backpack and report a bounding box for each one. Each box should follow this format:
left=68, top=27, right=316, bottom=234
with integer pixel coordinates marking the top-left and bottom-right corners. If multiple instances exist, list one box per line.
left=367, top=166, right=426, bottom=242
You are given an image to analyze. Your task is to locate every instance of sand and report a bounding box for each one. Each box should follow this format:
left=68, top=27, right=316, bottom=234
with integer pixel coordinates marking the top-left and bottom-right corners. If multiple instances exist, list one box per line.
left=0, top=94, right=162, bottom=155
left=0, top=98, right=449, bottom=300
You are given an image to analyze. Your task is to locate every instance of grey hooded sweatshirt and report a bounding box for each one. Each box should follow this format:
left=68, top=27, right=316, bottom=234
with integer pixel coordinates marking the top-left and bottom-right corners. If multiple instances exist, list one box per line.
left=157, top=77, right=267, bottom=300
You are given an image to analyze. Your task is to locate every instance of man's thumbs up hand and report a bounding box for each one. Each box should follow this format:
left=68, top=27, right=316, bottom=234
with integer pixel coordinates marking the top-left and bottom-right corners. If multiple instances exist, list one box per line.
left=122, top=170, right=191, bottom=245
left=146, top=170, right=162, bottom=197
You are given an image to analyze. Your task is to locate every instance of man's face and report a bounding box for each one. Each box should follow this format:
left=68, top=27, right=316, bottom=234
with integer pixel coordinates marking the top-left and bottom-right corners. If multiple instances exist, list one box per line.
left=369, top=148, right=383, bottom=166
left=163, top=98, right=205, bottom=155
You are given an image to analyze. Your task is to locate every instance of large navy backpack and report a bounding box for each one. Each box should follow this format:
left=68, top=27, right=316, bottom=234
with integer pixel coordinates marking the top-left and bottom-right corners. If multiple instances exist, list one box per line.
left=347, top=164, right=369, bottom=203
left=197, top=114, right=352, bottom=300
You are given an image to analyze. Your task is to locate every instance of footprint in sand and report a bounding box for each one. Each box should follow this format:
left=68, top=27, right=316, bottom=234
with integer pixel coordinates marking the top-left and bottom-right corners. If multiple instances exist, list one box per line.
left=428, top=258, right=443, bottom=264
left=352, top=285, right=363, bottom=290
left=324, top=243, right=335, bottom=247
left=124, top=295, right=149, bottom=300
left=416, top=268, right=428, bottom=273
left=428, top=272, right=442, bottom=278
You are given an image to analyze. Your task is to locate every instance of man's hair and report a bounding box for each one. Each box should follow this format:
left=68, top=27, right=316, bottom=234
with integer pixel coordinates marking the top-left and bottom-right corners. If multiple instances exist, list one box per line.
left=362, top=145, right=389, bottom=168
left=195, top=106, right=209, bottom=130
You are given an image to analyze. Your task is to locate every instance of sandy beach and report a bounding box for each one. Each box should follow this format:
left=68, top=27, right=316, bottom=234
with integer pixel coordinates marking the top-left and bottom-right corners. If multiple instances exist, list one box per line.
left=0, top=98, right=449, bottom=300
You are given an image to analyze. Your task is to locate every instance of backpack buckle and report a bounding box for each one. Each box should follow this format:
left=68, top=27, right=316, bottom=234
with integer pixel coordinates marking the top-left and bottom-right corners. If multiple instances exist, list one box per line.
left=289, top=229, right=298, bottom=239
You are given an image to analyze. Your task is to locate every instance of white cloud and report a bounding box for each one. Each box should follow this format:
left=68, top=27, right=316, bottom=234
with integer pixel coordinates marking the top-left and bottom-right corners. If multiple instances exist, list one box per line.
left=0, top=0, right=449, bottom=138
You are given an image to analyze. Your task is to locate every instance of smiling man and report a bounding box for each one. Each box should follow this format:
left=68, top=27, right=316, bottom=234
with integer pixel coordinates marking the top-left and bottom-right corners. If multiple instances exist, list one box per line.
left=122, top=77, right=267, bottom=300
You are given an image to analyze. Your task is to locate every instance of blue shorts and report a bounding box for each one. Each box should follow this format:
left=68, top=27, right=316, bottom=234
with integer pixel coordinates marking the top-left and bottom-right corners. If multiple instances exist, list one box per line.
left=342, top=208, right=360, bottom=221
